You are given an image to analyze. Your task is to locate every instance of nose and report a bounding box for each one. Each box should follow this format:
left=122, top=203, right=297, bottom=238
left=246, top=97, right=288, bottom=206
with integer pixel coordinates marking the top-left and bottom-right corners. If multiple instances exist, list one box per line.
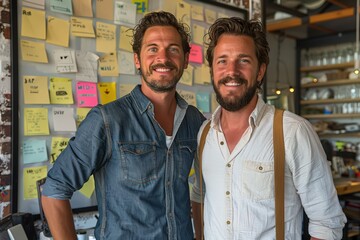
left=156, top=48, right=169, bottom=62
left=226, top=61, right=238, bottom=76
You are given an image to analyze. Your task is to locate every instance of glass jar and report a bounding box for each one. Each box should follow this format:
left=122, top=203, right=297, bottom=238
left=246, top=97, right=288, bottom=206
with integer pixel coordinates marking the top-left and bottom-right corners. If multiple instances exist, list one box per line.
left=346, top=47, right=354, bottom=63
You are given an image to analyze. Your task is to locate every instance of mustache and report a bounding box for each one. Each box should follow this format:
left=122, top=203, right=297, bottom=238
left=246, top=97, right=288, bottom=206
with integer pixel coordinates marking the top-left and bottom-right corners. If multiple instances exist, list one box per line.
left=218, top=75, right=247, bottom=85
left=150, top=62, right=177, bottom=71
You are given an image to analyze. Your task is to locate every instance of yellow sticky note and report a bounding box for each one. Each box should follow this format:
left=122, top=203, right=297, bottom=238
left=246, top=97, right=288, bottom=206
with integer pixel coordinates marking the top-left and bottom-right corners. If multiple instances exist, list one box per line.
left=194, top=64, right=211, bottom=85
left=179, top=65, right=193, bottom=86
left=96, top=0, right=114, bottom=20
left=132, top=0, right=148, bottom=13
left=76, top=107, right=91, bottom=126
left=177, top=90, right=196, bottom=107
left=23, top=166, right=48, bottom=199
left=46, top=16, right=70, bottom=47
left=21, top=7, right=46, bottom=39
left=50, top=136, right=69, bottom=163
left=96, top=22, right=116, bottom=53
left=119, top=26, right=133, bottom=52
left=79, top=175, right=95, bottom=198
left=21, top=40, right=48, bottom=63
left=49, top=77, right=74, bottom=104
left=218, top=12, right=229, bottom=18
left=73, top=0, right=93, bottom=17
left=192, top=24, right=205, bottom=45
left=70, top=17, right=95, bottom=38
left=24, top=108, right=50, bottom=136
left=201, top=64, right=211, bottom=85
left=98, top=82, right=117, bottom=104
left=205, top=9, right=216, bottom=24
left=162, top=0, right=176, bottom=14
left=176, top=1, right=191, bottom=27
left=23, top=76, right=50, bottom=104
left=98, top=53, right=119, bottom=77
left=191, top=5, right=204, bottom=21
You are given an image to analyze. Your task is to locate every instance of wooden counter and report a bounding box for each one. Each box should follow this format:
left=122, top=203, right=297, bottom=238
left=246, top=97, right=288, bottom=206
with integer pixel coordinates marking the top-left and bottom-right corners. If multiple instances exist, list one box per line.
left=334, top=178, right=360, bottom=196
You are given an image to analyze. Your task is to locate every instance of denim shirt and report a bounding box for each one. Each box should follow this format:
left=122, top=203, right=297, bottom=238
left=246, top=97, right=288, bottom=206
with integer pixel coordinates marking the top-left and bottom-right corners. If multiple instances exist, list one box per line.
left=43, top=85, right=206, bottom=239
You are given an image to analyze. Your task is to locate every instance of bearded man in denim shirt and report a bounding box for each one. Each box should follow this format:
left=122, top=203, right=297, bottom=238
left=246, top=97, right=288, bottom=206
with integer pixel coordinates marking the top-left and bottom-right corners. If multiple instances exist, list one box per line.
left=42, top=11, right=205, bottom=240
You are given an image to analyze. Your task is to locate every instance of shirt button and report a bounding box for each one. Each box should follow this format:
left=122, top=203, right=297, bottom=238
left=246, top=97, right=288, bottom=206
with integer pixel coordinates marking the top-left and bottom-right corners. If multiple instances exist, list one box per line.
left=226, top=191, right=230, bottom=195
left=259, top=166, right=263, bottom=171
left=226, top=220, right=231, bottom=225
left=220, top=141, right=224, bottom=145
left=227, top=163, right=231, bottom=167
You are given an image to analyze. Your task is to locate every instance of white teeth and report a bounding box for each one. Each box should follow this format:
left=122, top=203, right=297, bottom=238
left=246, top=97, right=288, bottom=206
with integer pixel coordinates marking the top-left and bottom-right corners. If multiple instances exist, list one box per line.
left=225, top=82, right=240, bottom=86
left=155, top=68, right=170, bottom=72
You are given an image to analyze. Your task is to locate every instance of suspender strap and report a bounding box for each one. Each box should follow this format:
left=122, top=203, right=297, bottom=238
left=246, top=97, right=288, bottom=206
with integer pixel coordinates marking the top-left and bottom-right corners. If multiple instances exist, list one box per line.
left=199, top=121, right=211, bottom=240
left=274, top=108, right=285, bottom=240
left=198, top=109, right=285, bottom=239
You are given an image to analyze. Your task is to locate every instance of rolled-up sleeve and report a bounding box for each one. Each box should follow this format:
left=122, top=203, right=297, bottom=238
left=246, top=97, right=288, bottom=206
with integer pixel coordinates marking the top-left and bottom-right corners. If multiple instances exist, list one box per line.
left=290, top=119, right=347, bottom=239
left=42, top=106, right=109, bottom=200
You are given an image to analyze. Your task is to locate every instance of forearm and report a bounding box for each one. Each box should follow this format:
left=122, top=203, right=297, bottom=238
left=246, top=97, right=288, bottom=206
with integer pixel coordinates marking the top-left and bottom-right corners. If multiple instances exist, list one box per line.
left=41, top=195, right=77, bottom=240
left=191, top=201, right=203, bottom=240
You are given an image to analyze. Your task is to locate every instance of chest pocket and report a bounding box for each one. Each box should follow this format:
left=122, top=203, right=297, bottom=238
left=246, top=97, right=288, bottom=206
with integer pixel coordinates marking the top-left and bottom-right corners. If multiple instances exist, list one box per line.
left=241, top=160, right=274, bottom=201
left=119, top=142, right=158, bottom=185
left=177, top=139, right=197, bottom=182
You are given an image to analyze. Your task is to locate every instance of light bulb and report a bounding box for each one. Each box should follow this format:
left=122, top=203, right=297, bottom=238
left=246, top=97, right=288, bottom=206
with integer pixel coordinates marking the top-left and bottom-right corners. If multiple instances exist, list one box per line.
left=275, top=88, right=281, bottom=95
left=354, top=52, right=359, bottom=75
left=289, top=86, right=295, bottom=93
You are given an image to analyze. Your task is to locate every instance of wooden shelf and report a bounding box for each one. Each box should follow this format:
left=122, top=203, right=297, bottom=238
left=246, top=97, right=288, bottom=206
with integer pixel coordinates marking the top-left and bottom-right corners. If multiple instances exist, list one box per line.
left=335, top=179, right=360, bottom=196
left=266, top=7, right=355, bottom=34
left=318, top=132, right=360, bottom=138
left=300, top=62, right=354, bottom=72
left=301, top=98, right=360, bottom=105
left=348, top=230, right=360, bottom=238
left=301, top=113, right=360, bottom=119
left=301, top=79, right=360, bottom=88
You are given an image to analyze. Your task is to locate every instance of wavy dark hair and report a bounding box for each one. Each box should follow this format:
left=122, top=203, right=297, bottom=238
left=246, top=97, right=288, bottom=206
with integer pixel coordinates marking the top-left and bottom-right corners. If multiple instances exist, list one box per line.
left=132, top=11, right=191, bottom=57
left=205, top=17, right=270, bottom=76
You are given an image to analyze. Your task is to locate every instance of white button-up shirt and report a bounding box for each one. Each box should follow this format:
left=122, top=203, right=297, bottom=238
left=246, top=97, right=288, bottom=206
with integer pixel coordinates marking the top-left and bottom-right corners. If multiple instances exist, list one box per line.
left=191, top=97, right=346, bottom=240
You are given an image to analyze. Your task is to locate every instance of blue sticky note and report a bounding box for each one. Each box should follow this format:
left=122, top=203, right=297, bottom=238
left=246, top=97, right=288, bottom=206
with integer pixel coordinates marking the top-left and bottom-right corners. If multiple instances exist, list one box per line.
left=23, top=139, right=48, bottom=164
left=50, top=0, right=73, bottom=15
left=196, top=92, right=210, bottom=113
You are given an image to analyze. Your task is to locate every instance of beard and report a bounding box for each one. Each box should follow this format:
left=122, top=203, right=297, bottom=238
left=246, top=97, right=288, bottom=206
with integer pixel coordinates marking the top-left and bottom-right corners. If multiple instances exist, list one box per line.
left=139, top=61, right=182, bottom=93
left=213, top=75, right=258, bottom=112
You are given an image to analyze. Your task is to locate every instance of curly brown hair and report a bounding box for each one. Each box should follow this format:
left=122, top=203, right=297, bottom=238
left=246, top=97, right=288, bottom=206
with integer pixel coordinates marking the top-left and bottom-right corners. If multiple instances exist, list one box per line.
left=205, top=17, right=269, bottom=69
left=132, top=11, right=191, bottom=57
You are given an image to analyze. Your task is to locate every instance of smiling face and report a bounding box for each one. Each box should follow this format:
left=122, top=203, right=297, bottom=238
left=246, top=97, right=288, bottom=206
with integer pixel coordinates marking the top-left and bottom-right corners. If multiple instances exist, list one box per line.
left=211, top=34, right=266, bottom=111
left=134, top=26, right=189, bottom=93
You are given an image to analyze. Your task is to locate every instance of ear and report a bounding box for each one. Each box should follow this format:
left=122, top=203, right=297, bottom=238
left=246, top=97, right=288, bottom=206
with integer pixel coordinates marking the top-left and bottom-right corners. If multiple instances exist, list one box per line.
left=257, top=63, right=267, bottom=81
left=134, top=53, right=140, bottom=69
left=183, top=52, right=189, bottom=69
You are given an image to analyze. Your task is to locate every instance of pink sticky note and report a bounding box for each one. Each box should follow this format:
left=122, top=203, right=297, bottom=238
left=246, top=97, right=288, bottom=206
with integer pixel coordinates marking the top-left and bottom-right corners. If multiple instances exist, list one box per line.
left=76, top=82, right=98, bottom=107
left=189, top=44, right=203, bottom=64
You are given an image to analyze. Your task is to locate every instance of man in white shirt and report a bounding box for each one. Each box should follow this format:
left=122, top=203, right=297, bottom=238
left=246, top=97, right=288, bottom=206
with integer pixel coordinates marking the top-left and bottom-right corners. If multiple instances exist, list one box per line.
left=190, top=17, right=346, bottom=240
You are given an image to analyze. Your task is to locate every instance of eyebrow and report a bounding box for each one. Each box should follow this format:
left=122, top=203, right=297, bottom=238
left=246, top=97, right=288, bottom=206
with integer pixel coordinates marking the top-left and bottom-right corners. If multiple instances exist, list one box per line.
left=216, top=53, right=251, bottom=59
left=144, top=43, right=181, bottom=48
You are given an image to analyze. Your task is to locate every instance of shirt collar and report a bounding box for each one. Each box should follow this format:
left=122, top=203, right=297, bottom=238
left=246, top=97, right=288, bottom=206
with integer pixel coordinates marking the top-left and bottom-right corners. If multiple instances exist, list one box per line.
left=211, top=95, right=267, bottom=131
left=130, top=85, right=188, bottom=114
